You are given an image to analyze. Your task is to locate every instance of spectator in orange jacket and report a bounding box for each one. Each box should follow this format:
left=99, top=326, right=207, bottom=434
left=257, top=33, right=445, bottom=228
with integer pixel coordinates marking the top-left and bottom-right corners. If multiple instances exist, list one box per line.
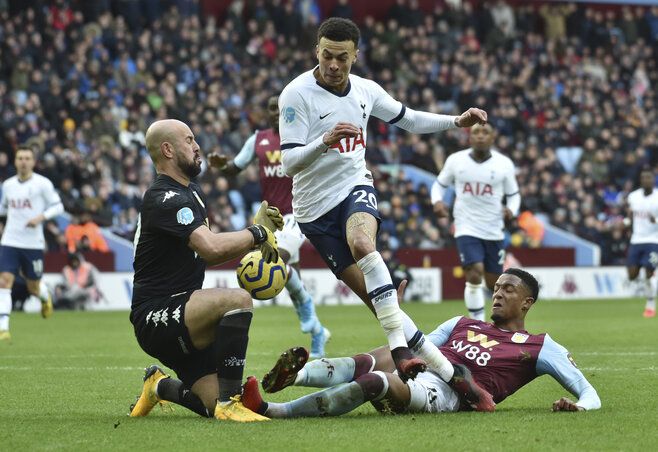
left=65, top=211, right=110, bottom=253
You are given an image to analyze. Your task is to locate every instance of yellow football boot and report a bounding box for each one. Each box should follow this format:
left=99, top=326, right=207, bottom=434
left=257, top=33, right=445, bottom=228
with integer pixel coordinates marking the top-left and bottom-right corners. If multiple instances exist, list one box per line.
left=214, top=396, right=270, bottom=422
left=41, top=293, right=53, bottom=319
left=129, top=365, right=174, bottom=417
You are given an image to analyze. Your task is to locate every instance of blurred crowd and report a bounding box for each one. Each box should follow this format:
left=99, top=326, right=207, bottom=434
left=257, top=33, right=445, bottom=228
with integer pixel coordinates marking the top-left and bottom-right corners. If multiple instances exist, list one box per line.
left=0, top=0, right=657, bottom=265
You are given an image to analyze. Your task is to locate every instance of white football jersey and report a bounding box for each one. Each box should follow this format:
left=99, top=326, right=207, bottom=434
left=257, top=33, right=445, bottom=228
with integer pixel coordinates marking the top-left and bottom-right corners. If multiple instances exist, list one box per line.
left=0, top=173, right=62, bottom=250
left=627, top=188, right=658, bottom=244
left=436, top=149, right=519, bottom=240
left=279, top=68, right=404, bottom=222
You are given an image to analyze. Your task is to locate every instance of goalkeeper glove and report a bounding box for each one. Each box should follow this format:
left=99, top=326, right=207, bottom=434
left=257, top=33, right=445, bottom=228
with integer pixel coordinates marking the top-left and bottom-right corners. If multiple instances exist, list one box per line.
left=247, top=224, right=279, bottom=263
left=255, top=200, right=284, bottom=232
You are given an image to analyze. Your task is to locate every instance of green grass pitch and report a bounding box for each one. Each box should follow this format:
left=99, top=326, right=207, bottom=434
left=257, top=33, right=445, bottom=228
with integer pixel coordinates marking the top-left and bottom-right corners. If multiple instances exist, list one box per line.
left=2, top=297, right=657, bottom=451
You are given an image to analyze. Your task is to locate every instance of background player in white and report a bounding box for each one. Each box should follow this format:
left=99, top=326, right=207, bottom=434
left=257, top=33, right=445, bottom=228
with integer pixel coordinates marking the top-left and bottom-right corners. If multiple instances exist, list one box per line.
left=0, top=147, right=63, bottom=340
left=208, top=95, right=329, bottom=357
left=431, top=123, right=520, bottom=321
left=624, top=167, right=658, bottom=317
left=241, top=268, right=600, bottom=417
left=278, top=17, right=492, bottom=409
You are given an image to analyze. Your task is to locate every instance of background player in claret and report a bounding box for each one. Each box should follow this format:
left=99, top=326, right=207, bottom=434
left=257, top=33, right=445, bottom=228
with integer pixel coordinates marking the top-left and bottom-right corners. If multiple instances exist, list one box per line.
left=278, top=16, right=491, bottom=404
left=0, top=147, right=63, bottom=340
left=431, top=123, right=520, bottom=321
left=208, top=95, right=330, bottom=358
left=241, top=268, right=600, bottom=418
left=624, top=166, right=658, bottom=317
left=128, top=119, right=282, bottom=422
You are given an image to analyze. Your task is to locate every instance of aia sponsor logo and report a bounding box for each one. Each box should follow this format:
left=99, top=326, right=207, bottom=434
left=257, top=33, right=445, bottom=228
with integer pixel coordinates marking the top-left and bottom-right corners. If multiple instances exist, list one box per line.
left=10, top=198, right=32, bottom=209
left=326, top=129, right=365, bottom=154
left=462, top=182, right=493, bottom=196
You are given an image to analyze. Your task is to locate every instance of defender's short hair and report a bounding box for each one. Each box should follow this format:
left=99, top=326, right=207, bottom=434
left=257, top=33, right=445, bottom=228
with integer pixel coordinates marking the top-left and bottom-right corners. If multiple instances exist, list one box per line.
left=317, top=17, right=360, bottom=48
left=503, top=267, right=539, bottom=302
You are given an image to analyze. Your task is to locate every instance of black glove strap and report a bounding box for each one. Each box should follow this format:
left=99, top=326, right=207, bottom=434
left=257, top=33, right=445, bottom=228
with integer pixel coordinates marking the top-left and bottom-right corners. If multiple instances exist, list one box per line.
left=247, top=224, right=267, bottom=245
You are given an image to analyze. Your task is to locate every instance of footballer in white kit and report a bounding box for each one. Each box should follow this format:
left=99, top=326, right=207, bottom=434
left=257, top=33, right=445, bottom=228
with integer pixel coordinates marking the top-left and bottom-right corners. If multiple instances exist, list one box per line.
left=206, top=95, right=329, bottom=358
left=0, top=148, right=64, bottom=339
left=278, top=16, right=494, bottom=402
left=624, top=167, right=658, bottom=317
left=431, top=123, right=520, bottom=321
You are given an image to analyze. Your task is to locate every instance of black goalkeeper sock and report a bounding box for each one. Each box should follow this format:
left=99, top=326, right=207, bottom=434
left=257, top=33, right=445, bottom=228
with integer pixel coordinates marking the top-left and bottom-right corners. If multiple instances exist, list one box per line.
left=215, top=309, right=253, bottom=403
left=157, top=378, right=212, bottom=418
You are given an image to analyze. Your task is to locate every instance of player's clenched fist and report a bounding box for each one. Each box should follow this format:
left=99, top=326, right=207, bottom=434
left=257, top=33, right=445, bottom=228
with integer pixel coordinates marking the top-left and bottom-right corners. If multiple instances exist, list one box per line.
left=322, top=122, right=360, bottom=147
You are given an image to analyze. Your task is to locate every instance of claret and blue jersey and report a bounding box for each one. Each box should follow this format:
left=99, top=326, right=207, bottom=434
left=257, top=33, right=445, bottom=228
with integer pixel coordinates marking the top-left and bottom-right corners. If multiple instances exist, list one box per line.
left=426, top=316, right=601, bottom=410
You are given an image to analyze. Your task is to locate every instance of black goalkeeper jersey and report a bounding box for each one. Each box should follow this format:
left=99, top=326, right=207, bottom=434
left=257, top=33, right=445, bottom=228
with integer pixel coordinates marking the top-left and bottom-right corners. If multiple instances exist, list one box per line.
left=132, top=174, right=209, bottom=306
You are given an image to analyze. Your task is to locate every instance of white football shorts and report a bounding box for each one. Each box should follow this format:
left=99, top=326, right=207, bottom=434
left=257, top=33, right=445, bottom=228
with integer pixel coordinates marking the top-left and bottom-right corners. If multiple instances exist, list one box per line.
left=406, top=370, right=460, bottom=413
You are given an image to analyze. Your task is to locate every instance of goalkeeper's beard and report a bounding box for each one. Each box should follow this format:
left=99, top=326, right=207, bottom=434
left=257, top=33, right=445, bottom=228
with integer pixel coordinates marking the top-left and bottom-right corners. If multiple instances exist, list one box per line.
left=179, top=158, right=202, bottom=179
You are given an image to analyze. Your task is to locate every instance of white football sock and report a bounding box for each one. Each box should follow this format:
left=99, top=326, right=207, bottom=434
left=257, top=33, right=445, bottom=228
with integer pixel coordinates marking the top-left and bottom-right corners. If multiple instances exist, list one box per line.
left=357, top=252, right=406, bottom=350
left=38, top=283, right=51, bottom=304
left=647, top=274, right=657, bottom=303
left=0, top=288, right=12, bottom=331
left=465, top=282, right=485, bottom=321
left=646, top=273, right=656, bottom=311
left=402, top=311, right=454, bottom=381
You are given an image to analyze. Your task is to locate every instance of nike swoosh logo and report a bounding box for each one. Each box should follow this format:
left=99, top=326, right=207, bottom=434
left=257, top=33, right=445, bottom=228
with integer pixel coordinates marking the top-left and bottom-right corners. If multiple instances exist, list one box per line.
left=319, top=113, right=331, bottom=119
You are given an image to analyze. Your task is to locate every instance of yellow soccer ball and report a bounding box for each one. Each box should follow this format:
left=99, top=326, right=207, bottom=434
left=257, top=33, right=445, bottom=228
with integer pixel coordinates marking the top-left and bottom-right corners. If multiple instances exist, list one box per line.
left=237, top=250, right=288, bottom=300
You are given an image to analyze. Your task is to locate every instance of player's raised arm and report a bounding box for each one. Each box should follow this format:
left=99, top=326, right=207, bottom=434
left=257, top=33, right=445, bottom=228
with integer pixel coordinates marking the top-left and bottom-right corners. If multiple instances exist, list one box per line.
left=389, top=106, right=487, bottom=134
left=369, top=81, right=486, bottom=134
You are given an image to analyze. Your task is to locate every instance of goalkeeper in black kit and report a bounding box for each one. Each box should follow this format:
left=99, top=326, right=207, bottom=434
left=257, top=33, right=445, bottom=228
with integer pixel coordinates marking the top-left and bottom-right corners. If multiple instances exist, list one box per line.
left=128, top=119, right=283, bottom=422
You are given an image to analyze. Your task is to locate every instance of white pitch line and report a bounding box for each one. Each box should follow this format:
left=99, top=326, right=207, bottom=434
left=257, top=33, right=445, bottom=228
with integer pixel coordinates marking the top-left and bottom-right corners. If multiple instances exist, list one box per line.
left=3, top=351, right=655, bottom=361
left=0, top=365, right=656, bottom=372
left=576, top=352, right=657, bottom=356
left=581, top=367, right=658, bottom=371
left=1, top=354, right=119, bottom=359
left=0, top=366, right=143, bottom=371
